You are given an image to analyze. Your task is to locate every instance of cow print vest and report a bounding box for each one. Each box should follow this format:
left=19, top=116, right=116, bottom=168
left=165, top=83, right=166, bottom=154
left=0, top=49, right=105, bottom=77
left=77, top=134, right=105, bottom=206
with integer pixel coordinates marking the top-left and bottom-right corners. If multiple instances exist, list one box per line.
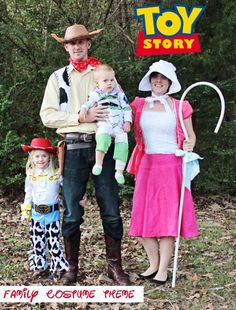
left=54, top=66, right=71, bottom=113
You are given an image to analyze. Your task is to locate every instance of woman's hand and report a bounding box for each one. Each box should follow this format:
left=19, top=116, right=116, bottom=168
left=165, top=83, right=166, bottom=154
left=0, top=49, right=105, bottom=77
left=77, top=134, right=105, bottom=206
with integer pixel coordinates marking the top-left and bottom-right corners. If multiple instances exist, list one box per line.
left=79, top=105, right=108, bottom=123
left=183, top=117, right=196, bottom=152
left=183, top=140, right=194, bottom=152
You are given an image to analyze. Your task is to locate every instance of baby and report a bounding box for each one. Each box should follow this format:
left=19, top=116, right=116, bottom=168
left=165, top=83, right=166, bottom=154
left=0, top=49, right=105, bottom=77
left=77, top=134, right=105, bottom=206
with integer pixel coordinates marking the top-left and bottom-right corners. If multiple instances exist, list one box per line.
left=80, top=64, right=132, bottom=184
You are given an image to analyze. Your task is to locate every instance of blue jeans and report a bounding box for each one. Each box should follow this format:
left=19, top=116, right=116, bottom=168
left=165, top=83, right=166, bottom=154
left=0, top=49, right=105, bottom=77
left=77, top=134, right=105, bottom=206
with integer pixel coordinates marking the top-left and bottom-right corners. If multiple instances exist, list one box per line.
left=62, top=144, right=123, bottom=240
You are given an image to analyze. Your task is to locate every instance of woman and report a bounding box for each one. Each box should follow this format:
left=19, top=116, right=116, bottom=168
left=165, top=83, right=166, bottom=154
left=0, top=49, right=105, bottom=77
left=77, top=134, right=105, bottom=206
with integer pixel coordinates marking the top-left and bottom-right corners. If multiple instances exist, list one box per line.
left=127, top=60, right=198, bottom=285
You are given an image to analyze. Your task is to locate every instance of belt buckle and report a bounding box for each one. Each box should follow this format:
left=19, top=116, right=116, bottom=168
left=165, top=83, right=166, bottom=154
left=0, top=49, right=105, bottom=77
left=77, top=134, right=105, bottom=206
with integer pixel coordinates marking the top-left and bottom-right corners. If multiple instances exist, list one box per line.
left=80, top=133, right=93, bottom=143
left=66, top=133, right=80, bottom=140
left=67, top=139, right=79, bottom=144
left=36, top=204, right=51, bottom=214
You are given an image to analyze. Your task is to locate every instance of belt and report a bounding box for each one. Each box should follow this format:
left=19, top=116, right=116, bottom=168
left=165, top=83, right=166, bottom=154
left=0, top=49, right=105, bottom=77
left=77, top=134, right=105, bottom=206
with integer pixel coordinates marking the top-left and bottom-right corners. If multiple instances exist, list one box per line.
left=66, top=142, right=95, bottom=150
left=65, top=132, right=95, bottom=142
left=33, top=203, right=59, bottom=214
left=65, top=132, right=95, bottom=150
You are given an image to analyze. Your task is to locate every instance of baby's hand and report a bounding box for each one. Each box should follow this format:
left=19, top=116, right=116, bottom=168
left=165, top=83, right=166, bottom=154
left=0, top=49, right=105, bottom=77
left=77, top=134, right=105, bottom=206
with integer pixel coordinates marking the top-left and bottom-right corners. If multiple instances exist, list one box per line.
left=183, top=140, right=194, bottom=152
left=123, top=122, right=131, bottom=133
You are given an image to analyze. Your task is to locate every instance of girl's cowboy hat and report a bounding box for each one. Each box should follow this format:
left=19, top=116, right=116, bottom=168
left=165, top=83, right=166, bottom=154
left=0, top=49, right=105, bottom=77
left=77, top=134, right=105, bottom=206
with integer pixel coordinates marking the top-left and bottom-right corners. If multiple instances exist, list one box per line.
left=21, top=138, right=57, bottom=154
left=139, top=60, right=181, bottom=94
left=51, top=24, right=103, bottom=43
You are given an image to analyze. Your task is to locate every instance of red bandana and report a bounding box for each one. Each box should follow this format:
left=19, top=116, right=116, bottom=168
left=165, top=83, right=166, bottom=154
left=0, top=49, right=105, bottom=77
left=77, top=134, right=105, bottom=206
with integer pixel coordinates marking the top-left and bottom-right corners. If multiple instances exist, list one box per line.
left=69, top=56, right=101, bottom=72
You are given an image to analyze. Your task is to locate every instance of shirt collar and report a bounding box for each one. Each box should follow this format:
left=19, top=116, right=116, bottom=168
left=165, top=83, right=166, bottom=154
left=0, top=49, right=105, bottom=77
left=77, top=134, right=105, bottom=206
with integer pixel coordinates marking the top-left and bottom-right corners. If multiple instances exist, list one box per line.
left=96, top=87, right=117, bottom=95
left=68, top=63, right=95, bottom=75
left=34, top=167, right=49, bottom=176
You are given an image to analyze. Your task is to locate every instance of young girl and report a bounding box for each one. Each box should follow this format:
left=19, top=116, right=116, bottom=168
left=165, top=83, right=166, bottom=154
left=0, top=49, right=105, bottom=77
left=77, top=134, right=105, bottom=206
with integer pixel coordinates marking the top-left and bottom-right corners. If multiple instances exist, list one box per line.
left=80, top=64, right=132, bottom=184
left=127, top=60, right=198, bottom=285
left=21, top=137, right=68, bottom=278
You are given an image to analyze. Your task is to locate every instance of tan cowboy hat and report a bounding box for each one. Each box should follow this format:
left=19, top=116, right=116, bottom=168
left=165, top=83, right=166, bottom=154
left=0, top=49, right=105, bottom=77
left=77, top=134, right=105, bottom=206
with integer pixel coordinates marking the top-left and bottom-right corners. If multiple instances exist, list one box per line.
left=51, top=24, right=103, bottom=43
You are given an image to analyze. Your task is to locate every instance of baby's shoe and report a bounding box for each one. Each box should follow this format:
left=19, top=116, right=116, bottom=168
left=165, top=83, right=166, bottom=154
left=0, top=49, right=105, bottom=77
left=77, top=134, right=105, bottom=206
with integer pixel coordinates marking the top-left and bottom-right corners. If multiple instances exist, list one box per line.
left=92, top=165, right=102, bottom=176
left=115, top=172, right=125, bottom=185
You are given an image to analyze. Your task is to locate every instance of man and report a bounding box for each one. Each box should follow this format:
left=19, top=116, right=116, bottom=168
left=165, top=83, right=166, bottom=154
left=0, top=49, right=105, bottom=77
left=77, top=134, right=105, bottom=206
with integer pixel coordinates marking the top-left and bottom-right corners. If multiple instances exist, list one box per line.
left=40, top=24, right=130, bottom=285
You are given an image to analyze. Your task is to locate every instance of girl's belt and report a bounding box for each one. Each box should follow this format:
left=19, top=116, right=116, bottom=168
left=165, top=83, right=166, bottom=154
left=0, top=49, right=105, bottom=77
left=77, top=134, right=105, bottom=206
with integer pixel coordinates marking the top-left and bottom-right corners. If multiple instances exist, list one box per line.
left=33, top=203, right=59, bottom=214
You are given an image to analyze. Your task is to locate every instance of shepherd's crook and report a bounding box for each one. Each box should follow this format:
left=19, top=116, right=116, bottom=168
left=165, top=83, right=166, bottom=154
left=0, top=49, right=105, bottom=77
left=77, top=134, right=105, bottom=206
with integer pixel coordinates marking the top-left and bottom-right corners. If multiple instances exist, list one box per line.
left=172, top=81, right=225, bottom=288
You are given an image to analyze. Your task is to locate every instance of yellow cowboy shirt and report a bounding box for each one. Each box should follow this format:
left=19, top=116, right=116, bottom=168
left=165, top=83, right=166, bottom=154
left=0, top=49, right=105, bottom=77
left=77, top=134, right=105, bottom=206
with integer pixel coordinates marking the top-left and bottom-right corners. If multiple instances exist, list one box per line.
left=40, top=63, right=97, bottom=135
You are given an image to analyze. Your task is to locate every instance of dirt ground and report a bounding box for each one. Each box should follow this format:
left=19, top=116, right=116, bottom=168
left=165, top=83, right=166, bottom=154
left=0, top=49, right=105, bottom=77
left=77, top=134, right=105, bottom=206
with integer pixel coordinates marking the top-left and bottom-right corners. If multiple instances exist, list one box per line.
left=0, top=194, right=235, bottom=309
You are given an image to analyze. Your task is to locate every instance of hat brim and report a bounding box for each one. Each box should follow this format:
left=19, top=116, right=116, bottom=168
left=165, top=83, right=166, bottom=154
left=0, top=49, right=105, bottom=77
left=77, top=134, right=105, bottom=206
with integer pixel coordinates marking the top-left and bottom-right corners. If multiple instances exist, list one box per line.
left=21, top=145, right=57, bottom=154
left=51, top=29, right=103, bottom=44
left=139, top=66, right=181, bottom=94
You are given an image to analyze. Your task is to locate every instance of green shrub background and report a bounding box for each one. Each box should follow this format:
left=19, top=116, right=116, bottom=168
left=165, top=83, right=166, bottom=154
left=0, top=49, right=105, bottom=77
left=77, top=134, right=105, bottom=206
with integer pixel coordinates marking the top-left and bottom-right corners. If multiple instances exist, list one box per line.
left=0, top=0, right=235, bottom=197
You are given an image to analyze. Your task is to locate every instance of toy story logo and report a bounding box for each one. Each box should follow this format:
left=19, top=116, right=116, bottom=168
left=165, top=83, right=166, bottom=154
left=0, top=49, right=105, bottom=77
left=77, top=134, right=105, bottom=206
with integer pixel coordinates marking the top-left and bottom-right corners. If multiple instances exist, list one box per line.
left=134, top=4, right=206, bottom=56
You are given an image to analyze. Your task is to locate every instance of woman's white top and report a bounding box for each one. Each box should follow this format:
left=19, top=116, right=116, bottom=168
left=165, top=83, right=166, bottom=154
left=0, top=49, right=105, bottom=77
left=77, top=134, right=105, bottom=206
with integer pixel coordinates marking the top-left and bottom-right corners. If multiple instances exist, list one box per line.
left=140, top=101, right=178, bottom=154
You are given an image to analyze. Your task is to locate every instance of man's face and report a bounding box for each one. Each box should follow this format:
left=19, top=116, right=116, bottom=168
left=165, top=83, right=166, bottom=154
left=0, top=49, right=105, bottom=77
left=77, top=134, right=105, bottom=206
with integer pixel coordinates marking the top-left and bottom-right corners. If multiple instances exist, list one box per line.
left=64, top=39, right=91, bottom=61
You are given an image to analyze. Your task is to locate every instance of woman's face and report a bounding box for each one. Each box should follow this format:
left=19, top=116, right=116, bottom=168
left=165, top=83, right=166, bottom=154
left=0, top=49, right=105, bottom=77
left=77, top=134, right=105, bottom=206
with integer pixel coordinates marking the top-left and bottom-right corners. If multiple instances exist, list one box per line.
left=150, top=73, right=171, bottom=96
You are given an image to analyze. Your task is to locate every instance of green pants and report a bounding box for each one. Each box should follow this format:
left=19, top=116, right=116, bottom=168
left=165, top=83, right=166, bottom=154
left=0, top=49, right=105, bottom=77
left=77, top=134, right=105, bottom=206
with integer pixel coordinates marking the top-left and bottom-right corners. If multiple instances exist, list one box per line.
left=96, top=134, right=128, bottom=163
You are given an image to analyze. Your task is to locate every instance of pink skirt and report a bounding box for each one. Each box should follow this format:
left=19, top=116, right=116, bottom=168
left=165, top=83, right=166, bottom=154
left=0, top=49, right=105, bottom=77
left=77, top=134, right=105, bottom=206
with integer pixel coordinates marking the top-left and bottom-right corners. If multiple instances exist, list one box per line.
left=129, top=154, right=198, bottom=238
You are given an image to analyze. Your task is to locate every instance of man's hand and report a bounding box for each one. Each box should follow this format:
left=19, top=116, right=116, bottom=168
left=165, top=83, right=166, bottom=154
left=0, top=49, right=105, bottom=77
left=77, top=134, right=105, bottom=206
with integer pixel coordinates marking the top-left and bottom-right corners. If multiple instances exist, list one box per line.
left=79, top=105, right=108, bottom=123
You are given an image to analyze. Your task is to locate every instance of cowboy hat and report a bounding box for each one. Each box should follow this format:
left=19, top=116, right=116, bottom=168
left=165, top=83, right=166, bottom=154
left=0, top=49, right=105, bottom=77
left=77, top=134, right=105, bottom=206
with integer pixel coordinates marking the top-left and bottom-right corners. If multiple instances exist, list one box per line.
left=139, top=60, right=181, bottom=94
left=51, top=24, right=103, bottom=43
left=21, top=138, right=57, bottom=154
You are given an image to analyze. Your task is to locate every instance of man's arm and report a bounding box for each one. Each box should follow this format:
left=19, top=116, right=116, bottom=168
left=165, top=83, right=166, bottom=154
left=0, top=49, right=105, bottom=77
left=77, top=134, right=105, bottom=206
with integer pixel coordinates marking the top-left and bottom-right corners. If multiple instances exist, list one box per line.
left=40, top=74, right=79, bottom=128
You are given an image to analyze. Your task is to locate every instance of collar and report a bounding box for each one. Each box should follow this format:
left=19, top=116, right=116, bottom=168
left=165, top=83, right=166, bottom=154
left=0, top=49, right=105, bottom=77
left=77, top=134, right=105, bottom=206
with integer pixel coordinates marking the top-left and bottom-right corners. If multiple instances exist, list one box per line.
left=96, top=87, right=117, bottom=95
left=145, top=93, right=169, bottom=108
left=34, top=167, right=49, bottom=176
left=67, top=62, right=96, bottom=75
left=69, top=56, right=101, bottom=73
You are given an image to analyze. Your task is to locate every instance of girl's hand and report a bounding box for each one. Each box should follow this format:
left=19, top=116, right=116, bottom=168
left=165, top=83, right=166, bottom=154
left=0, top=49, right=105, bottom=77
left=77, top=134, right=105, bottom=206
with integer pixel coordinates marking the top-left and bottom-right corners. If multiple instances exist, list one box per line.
left=183, top=140, right=194, bottom=152
left=80, top=195, right=87, bottom=207
left=21, top=204, right=32, bottom=222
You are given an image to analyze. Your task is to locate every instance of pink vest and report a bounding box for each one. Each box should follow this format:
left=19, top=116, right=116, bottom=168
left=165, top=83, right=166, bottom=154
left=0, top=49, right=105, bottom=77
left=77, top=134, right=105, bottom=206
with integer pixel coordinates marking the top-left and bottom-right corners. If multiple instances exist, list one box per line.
left=127, top=96, right=193, bottom=176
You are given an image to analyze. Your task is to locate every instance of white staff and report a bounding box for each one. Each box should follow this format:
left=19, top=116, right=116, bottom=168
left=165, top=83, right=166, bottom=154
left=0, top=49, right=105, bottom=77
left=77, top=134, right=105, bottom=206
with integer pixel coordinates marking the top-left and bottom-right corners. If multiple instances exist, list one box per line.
left=172, top=81, right=225, bottom=288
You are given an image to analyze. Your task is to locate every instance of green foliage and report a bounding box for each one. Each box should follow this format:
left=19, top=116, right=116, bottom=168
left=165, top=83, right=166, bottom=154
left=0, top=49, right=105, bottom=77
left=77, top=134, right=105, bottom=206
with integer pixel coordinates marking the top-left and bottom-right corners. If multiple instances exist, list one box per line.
left=188, top=80, right=236, bottom=194
left=0, top=86, right=24, bottom=195
left=0, top=0, right=235, bottom=196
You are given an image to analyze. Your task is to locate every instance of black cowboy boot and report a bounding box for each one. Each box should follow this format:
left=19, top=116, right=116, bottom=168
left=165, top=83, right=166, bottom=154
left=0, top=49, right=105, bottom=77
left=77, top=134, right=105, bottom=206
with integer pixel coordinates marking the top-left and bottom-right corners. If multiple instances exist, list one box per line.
left=62, top=231, right=81, bottom=284
left=104, top=234, right=131, bottom=285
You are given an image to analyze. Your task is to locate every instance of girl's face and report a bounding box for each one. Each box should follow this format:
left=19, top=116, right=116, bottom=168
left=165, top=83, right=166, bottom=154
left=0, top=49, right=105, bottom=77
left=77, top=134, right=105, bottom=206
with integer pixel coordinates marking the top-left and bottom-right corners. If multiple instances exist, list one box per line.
left=31, top=150, right=50, bottom=170
left=150, top=73, right=171, bottom=96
